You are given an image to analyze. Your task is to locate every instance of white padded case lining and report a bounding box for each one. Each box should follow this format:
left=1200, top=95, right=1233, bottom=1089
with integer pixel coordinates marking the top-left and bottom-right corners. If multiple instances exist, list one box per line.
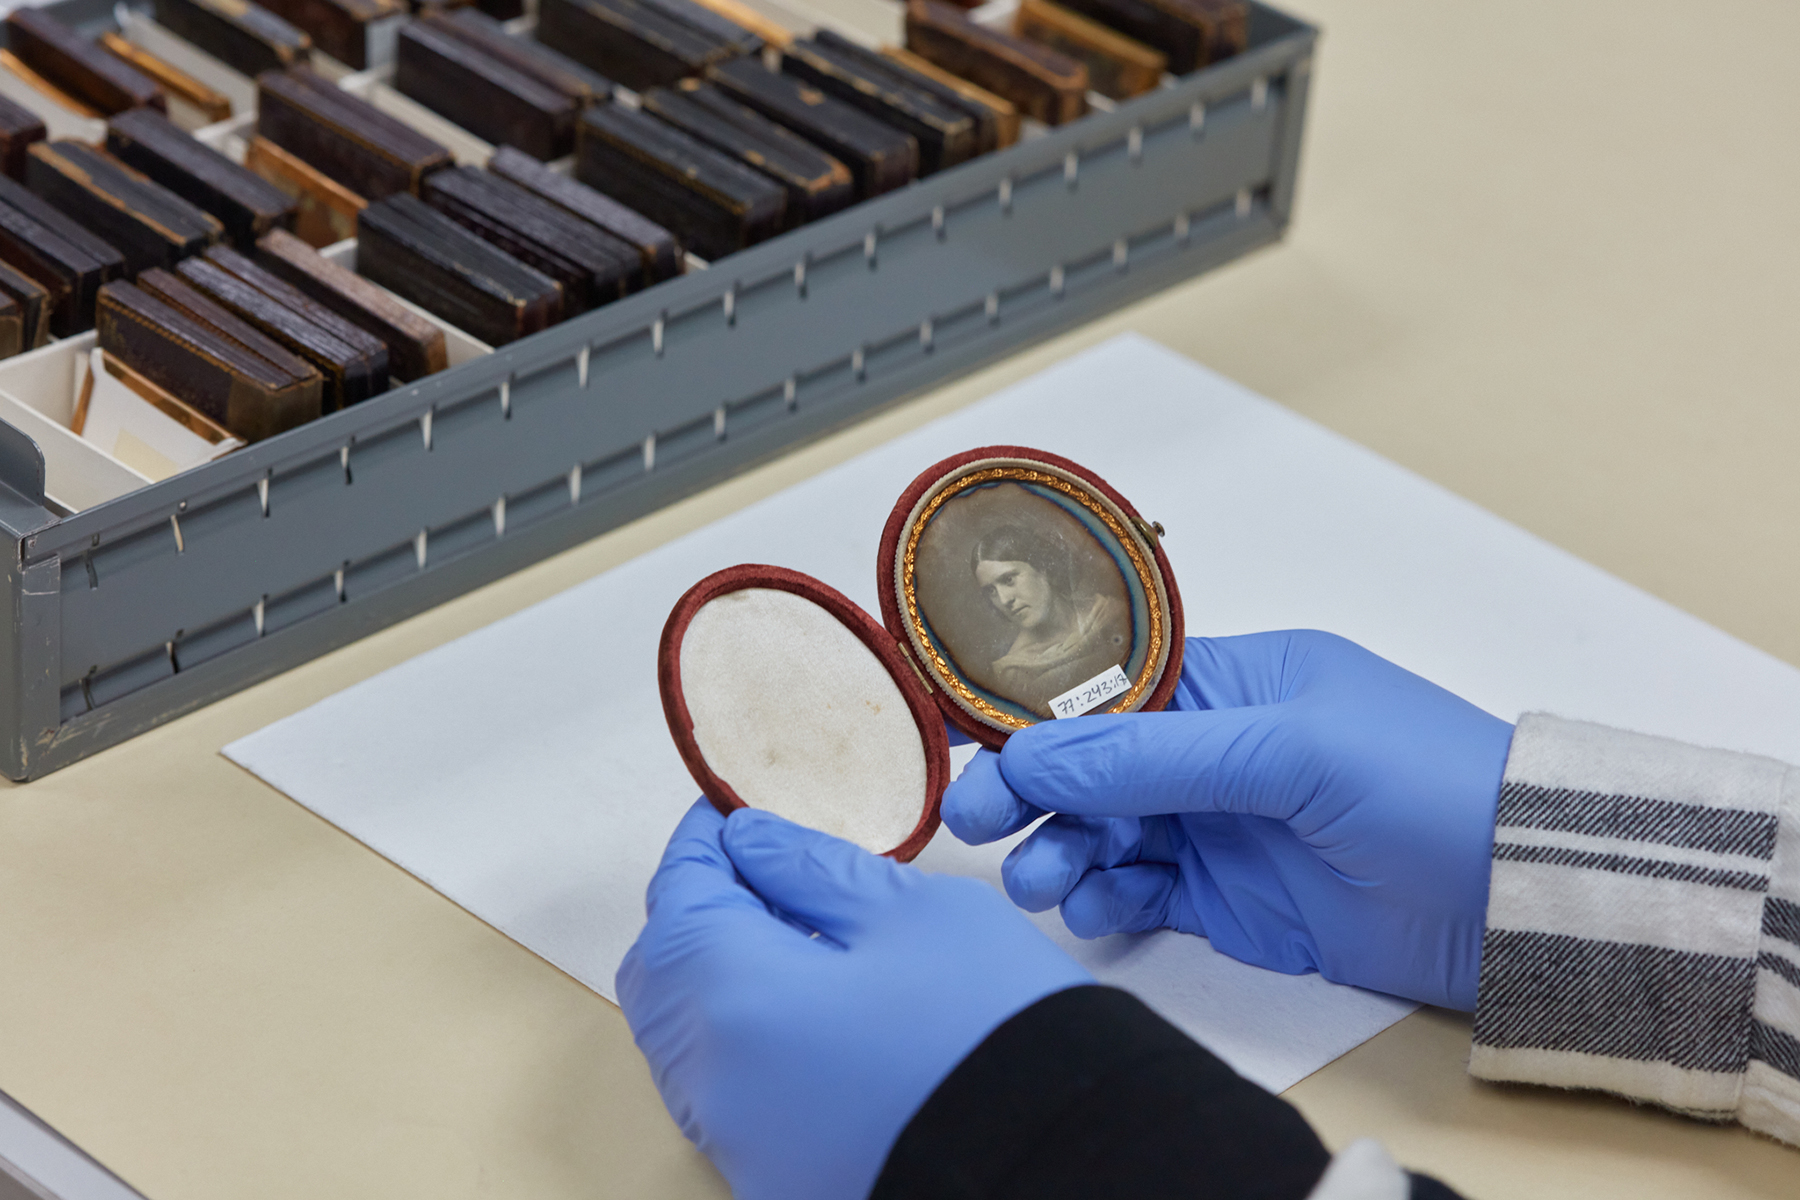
left=679, top=588, right=929, bottom=854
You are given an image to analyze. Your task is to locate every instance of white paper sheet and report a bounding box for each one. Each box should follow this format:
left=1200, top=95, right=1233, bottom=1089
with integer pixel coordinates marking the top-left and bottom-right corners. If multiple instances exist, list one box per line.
left=225, top=334, right=1800, bottom=1094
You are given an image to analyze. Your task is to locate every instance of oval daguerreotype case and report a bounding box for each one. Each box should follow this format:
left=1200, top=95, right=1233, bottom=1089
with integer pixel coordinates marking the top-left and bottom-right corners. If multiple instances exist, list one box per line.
left=657, top=446, right=1182, bottom=862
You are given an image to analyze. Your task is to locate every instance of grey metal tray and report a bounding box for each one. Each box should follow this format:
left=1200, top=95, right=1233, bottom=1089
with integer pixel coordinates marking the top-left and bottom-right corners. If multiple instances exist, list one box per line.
left=0, top=0, right=1316, bottom=779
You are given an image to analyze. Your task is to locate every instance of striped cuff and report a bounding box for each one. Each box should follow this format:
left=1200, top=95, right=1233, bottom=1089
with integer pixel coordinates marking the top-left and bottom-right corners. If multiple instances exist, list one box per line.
left=1471, top=714, right=1800, bottom=1145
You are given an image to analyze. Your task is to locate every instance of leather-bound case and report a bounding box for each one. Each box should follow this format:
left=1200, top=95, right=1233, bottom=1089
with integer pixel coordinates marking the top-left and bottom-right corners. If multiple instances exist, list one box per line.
left=707, top=56, right=917, bottom=199
left=1053, top=0, right=1243, bottom=74
left=421, top=166, right=636, bottom=314
left=0, top=292, right=20, bottom=359
left=536, top=0, right=745, bottom=92
left=96, top=279, right=321, bottom=436
left=25, top=140, right=224, bottom=277
left=779, top=36, right=978, bottom=175
left=152, top=0, right=313, bottom=78
left=251, top=0, right=408, bottom=70
left=575, top=102, right=784, bottom=262
left=1014, top=0, right=1165, bottom=100
left=830, top=34, right=1017, bottom=153
left=647, top=81, right=853, bottom=228
left=395, top=19, right=578, bottom=160
left=0, top=259, right=49, bottom=351
left=203, top=243, right=389, bottom=399
left=176, top=250, right=386, bottom=409
left=903, top=0, right=1088, bottom=126
left=0, top=94, right=46, bottom=183
left=3, top=8, right=164, bottom=116
left=356, top=191, right=562, bottom=346
left=134, top=266, right=323, bottom=438
left=98, top=33, right=234, bottom=125
left=255, top=226, right=445, bottom=380
left=486, top=144, right=680, bottom=289
left=658, top=447, right=1181, bottom=856
left=0, top=173, right=126, bottom=335
left=437, top=9, right=614, bottom=107
left=243, top=134, right=366, bottom=247
left=107, top=107, right=297, bottom=251
left=256, top=65, right=452, bottom=200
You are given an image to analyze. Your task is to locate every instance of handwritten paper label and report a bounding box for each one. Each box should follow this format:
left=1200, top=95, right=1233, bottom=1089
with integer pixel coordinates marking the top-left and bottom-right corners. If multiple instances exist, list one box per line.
left=1049, top=664, right=1132, bottom=719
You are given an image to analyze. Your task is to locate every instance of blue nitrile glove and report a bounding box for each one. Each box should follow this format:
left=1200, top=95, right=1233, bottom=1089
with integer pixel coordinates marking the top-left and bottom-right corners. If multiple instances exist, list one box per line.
left=941, top=631, right=1513, bottom=1010
left=616, top=799, right=1092, bottom=1200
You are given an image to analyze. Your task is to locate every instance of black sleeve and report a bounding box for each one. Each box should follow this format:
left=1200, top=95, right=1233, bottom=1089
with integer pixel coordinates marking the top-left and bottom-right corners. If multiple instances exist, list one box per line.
left=870, top=985, right=1464, bottom=1200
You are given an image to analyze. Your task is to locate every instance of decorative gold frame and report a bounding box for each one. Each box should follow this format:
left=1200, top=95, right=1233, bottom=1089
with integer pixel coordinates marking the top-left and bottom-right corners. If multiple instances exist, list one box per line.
left=899, top=465, right=1165, bottom=729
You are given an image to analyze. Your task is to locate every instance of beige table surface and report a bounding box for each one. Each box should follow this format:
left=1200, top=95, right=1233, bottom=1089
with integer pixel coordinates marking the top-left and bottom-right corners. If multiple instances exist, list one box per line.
left=5, top=1, right=1800, bottom=1197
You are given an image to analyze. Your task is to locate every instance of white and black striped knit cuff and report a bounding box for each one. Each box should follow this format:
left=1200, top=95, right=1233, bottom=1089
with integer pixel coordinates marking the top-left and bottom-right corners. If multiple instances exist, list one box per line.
left=1470, top=714, right=1800, bottom=1146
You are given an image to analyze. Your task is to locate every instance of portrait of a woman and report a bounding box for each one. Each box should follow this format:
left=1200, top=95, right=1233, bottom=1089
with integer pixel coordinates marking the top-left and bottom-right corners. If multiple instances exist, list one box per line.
left=968, top=523, right=1129, bottom=714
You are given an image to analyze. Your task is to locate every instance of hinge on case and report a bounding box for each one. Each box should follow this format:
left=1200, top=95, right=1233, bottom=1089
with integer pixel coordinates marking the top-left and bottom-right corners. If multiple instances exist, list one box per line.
left=1132, top=517, right=1166, bottom=547
left=895, top=640, right=933, bottom=694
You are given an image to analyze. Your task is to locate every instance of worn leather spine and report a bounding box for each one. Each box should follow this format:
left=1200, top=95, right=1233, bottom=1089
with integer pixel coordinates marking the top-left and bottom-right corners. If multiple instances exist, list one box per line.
left=536, top=0, right=743, bottom=92
left=108, top=108, right=297, bottom=251
left=0, top=95, right=46, bottom=182
left=707, top=57, right=917, bottom=198
left=0, top=259, right=49, bottom=350
left=96, top=280, right=317, bottom=435
left=256, top=227, right=445, bottom=380
left=153, top=0, right=313, bottom=77
left=575, top=102, right=784, bottom=261
left=251, top=0, right=408, bottom=70
left=438, top=9, right=615, bottom=106
left=205, top=243, right=389, bottom=397
left=422, top=166, right=635, bottom=314
left=638, top=0, right=761, bottom=57
left=648, top=82, right=852, bottom=227
left=1014, top=0, right=1164, bottom=100
left=4, top=8, right=165, bottom=116
left=486, top=144, right=680, bottom=289
left=25, top=141, right=224, bottom=277
left=779, top=37, right=977, bottom=174
left=395, top=20, right=578, bottom=160
left=256, top=66, right=453, bottom=201
left=827, top=34, right=1012, bottom=153
left=903, top=0, right=1087, bottom=125
left=243, top=134, right=366, bottom=246
left=0, top=173, right=126, bottom=335
left=134, top=266, right=323, bottom=439
left=356, top=192, right=561, bottom=346
left=0, top=293, right=21, bottom=360
left=1051, top=0, right=1242, bottom=74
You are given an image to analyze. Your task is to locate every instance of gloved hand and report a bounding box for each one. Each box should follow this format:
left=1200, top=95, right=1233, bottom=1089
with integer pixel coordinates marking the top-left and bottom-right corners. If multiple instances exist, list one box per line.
left=617, top=800, right=1092, bottom=1200
left=941, top=631, right=1513, bottom=1010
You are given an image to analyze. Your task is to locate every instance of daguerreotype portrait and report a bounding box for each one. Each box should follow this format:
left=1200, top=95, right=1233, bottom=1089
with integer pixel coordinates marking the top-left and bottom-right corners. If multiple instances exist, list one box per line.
left=903, top=467, right=1165, bottom=724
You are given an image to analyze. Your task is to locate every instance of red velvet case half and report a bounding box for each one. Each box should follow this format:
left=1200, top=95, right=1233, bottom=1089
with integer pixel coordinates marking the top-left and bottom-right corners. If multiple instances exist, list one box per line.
left=877, top=446, right=1184, bottom=748
left=658, top=564, right=950, bottom=862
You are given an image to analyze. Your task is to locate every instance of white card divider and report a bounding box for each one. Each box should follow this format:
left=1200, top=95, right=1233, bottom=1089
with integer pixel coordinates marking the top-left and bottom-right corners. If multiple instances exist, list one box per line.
left=0, top=336, right=167, bottom=510
left=0, top=60, right=106, bottom=142
left=79, top=345, right=244, bottom=479
left=114, top=4, right=259, bottom=119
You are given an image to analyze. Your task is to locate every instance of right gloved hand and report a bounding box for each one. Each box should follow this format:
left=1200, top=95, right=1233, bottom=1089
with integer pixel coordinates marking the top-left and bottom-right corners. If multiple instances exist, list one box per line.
left=940, top=631, right=1514, bottom=1010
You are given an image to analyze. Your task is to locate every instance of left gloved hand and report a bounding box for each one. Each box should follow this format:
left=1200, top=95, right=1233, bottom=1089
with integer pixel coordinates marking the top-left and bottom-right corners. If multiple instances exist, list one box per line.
left=616, top=800, right=1092, bottom=1200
